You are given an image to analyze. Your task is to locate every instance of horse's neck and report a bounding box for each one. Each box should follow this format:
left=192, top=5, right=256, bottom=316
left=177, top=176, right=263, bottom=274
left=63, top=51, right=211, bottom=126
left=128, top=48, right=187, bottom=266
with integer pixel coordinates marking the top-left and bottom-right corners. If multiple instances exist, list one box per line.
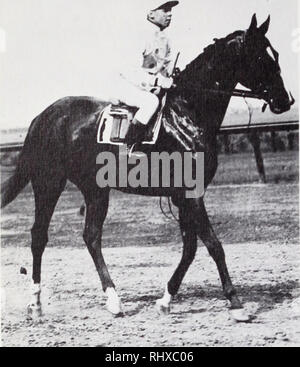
left=204, top=78, right=238, bottom=135
left=179, top=47, right=239, bottom=138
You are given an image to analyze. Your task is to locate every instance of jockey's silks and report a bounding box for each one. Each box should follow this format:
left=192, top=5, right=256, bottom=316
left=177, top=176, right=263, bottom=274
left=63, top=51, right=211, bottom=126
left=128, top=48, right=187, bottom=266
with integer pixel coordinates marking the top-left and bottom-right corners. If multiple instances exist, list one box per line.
left=142, top=29, right=173, bottom=77
left=120, top=26, right=174, bottom=92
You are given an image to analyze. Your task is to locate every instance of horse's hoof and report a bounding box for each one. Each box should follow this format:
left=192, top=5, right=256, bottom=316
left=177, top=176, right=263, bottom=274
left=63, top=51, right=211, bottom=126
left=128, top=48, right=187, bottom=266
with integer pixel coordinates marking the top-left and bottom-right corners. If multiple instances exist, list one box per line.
left=229, top=308, right=251, bottom=323
left=106, top=299, right=124, bottom=317
left=156, top=299, right=171, bottom=315
left=27, top=303, right=43, bottom=320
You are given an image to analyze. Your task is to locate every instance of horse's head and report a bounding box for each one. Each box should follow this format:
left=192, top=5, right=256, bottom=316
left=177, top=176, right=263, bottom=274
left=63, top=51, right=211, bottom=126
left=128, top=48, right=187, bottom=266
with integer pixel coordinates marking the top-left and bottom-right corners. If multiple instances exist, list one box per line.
left=236, top=14, right=294, bottom=114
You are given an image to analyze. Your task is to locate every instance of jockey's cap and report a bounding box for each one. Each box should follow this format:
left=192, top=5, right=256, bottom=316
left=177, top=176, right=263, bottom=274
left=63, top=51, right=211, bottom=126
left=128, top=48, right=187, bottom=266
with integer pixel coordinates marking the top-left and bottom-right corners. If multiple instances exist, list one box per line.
left=150, top=1, right=179, bottom=11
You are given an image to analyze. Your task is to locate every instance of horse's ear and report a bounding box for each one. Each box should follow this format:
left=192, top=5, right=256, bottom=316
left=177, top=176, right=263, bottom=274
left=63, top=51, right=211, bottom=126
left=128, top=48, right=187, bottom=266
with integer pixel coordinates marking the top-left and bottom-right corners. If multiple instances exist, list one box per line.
left=259, top=15, right=270, bottom=35
left=248, top=14, right=258, bottom=33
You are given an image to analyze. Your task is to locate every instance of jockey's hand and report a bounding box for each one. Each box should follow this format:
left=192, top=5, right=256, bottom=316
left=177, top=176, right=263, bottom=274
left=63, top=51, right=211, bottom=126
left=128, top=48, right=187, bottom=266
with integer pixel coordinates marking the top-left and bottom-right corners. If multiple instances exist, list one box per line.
left=173, top=67, right=181, bottom=79
left=151, top=87, right=161, bottom=96
left=157, top=75, right=174, bottom=89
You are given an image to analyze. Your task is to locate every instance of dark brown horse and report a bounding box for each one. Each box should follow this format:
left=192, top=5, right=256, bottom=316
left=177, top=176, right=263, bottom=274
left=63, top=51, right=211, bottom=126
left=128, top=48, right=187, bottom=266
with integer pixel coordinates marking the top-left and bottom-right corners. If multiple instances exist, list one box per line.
left=1, top=15, right=294, bottom=321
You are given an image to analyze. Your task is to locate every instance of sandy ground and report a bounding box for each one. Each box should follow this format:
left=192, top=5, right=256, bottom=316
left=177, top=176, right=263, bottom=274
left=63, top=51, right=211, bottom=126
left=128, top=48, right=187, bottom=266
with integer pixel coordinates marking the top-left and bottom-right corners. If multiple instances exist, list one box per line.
left=1, top=183, right=299, bottom=347
left=1, top=244, right=300, bottom=347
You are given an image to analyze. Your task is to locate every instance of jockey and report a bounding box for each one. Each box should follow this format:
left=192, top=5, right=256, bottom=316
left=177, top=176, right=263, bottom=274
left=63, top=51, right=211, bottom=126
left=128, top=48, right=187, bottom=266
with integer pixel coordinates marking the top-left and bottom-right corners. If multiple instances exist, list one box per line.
left=116, top=1, right=179, bottom=145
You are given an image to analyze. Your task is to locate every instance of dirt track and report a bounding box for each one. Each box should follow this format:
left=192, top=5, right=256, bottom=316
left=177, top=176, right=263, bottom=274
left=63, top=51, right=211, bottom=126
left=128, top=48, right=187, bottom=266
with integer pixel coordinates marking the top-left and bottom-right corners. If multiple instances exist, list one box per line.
left=1, top=183, right=300, bottom=347
left=2, top=243, right=300, bottom=347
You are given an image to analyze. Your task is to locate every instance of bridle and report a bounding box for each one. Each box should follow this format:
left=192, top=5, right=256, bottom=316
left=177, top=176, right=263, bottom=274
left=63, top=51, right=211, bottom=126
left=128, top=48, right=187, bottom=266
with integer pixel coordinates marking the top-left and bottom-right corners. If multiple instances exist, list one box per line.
left=198, top=31, right=294, bottom=116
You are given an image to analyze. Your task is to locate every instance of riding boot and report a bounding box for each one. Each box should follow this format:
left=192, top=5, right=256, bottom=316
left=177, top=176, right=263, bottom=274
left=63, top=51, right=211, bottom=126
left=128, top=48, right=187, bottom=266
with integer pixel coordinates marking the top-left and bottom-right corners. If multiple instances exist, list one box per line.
left=125, top=119, right=147, bottom=145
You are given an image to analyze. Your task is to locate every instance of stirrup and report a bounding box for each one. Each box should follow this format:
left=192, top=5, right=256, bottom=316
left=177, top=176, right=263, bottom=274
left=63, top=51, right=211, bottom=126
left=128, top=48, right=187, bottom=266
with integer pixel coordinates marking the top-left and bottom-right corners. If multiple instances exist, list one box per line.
left=128, top=144, right=136, bottom=158
left=128, top=143, right=147, bottom=158
left=117, top=143, right=142, bottom=158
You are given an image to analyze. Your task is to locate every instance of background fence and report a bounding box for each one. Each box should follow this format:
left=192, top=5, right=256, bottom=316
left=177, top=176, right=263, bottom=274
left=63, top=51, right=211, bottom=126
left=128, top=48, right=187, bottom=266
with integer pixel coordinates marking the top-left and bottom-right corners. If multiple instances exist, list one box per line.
left=0, top=120, right=298, bottom=183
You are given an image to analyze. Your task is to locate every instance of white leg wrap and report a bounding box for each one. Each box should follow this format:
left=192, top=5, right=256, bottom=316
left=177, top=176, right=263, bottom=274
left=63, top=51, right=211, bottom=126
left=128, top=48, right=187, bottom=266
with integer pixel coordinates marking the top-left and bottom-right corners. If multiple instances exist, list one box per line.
left=27, top=283, right=42, bottom=318
left=161, top=286, right=172, bottom=306
left=105, top=287, right=123, bottom=315
left=156, top=286, right=172, bottom=315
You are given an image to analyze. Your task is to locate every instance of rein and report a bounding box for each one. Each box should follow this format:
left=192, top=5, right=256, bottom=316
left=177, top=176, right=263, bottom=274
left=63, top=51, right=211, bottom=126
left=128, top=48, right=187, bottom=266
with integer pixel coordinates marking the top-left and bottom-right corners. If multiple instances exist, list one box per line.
left=159, top=197, right=179, bottom=223
left=201, top=87, right=270, bottom=115
left=201, top=87, right=267, bottom=126
left=201, top=87, right=268, bottom=101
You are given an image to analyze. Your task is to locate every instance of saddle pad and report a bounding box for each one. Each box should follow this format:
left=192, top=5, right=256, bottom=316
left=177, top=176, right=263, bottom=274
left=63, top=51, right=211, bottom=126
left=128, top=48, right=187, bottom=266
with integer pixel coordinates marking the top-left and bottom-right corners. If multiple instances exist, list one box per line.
left=97, top=99, right=165, bottom=146
left=97, top=105, right=133, bottom=145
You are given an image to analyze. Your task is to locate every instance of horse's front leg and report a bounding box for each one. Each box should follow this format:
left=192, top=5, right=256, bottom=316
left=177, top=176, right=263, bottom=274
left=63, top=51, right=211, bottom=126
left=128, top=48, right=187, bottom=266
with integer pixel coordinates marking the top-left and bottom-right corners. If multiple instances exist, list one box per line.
left=192, top=198, right=250, bottom=322
left=156, top=202, right=197, bottom=314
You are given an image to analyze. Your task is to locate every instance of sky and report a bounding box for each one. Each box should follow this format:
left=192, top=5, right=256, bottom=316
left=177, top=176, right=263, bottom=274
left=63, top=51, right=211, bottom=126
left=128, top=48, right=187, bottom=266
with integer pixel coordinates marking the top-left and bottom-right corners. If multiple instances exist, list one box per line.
left=0, top=0, right=299, bottom=128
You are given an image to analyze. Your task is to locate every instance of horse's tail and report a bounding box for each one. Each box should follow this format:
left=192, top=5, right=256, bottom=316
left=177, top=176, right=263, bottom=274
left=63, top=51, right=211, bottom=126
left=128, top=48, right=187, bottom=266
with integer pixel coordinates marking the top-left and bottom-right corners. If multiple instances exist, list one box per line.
left=1, top=147, right=31, bottom=208
left=0, top=119, right=37, bottom=209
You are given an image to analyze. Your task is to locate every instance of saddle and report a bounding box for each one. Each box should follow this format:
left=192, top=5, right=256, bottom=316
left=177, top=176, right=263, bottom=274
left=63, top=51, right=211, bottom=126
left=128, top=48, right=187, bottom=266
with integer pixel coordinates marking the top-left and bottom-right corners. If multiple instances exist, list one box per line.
left=96, top=96, right=204, bottom=152
left=97, top=97, right=166, bottom=146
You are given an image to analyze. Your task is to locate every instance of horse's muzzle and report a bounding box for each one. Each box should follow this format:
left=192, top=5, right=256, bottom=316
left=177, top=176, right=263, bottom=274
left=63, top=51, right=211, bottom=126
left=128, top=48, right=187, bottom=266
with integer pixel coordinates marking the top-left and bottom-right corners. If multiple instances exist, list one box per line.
left=269, top=91, right=295, bottom=114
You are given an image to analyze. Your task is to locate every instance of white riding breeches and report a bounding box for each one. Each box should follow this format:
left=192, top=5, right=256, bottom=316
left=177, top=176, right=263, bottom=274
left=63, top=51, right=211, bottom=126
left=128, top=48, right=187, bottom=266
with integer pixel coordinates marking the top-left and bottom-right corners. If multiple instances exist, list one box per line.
left=112, top=76, right=159, bottom=125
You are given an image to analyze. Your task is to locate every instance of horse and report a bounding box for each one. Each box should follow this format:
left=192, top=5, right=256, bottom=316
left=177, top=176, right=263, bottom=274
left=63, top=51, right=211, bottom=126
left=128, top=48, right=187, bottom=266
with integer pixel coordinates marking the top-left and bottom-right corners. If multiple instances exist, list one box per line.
left=1, top=15, right=294, bottom=322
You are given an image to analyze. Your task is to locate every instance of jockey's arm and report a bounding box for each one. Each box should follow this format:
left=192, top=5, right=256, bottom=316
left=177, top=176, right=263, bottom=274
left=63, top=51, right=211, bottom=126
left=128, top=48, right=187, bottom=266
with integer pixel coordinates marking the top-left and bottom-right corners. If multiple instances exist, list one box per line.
left=120, top=33, right=174, bottom=91
left=124, top=59, right=173, bottom=91
left=141, top=59, right=174, bottom=90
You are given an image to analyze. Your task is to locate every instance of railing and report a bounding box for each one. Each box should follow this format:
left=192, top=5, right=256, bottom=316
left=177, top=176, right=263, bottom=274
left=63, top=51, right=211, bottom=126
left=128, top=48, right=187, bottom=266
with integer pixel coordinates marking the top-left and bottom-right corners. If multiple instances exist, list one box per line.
left=0, top=120, right=298, bottom=153
left=219, top=120, right=299, bottom=135
left=0, top=142, right=24, bottom=152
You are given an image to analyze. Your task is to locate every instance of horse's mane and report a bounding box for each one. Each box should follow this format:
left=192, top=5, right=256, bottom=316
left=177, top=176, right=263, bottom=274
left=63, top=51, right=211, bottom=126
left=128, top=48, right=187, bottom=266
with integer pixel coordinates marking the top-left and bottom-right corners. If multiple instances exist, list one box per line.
left=182, top=30, right=244, bottom=74
left=165, top=30, right=246, bottom=146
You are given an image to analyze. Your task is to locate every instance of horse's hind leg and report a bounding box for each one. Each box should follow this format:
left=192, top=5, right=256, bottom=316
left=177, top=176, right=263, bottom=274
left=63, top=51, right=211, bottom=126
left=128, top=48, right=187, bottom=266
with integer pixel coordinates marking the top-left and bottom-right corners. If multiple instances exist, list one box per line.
left=28, top=176, right=66, bottom=319
left=156, top=202, right=197, bottom=314
left=82, top=189, right=123, bottom=316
